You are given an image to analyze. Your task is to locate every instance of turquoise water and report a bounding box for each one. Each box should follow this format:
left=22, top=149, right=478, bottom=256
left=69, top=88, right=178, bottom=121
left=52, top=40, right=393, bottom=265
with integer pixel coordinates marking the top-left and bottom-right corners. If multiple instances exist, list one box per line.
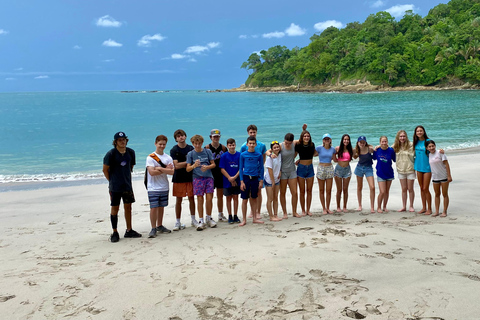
left=1, top=90, right=479, bottom=185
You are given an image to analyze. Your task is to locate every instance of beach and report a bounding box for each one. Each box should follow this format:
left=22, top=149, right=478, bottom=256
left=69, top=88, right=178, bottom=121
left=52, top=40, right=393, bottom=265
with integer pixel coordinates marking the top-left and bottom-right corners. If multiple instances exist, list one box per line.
left=1, top=151, right=479, bottom=320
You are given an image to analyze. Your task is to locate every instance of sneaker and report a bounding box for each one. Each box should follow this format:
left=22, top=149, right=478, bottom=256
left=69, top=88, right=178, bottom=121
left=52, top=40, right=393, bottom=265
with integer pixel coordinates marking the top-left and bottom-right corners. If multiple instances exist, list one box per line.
left=191, top=219, right=199, bottom=227
left=110, top=231, right=120, bottom=242
left=207, top=218, right=217, bottom=228
left=156, top=225, right=172, bottom=234
left=228, top=215, right=234, bottom=224
left=172, top=222, right=186, bottom=231
left=196, top=222, right=206, bottom=231
left=233, top=215, right=241, bottom=223
left=218, top=213, right=227, bottom=222
left=124, top=229, right=142, bottom=238
left=148, top=228, right=157, bottom=238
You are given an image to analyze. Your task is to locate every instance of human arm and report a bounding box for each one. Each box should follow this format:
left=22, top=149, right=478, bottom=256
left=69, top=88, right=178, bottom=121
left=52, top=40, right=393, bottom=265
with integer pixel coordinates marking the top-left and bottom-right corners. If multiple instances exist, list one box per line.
left=102, top=165, right=110, bottom=181
left=444, top=160, right=452, bottom=182
left=173, top=159, right=188, bottom=169
left=201, top=160, right=216, bottom=172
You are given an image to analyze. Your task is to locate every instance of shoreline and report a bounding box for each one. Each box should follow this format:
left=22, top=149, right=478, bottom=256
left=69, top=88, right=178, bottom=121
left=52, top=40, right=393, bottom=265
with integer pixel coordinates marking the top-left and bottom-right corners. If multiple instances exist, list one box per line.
left=222, top=82, right=480, bottom=93
left=2, top=146, right=479, bottom=193
left=1, top=151, right=479, bottom=319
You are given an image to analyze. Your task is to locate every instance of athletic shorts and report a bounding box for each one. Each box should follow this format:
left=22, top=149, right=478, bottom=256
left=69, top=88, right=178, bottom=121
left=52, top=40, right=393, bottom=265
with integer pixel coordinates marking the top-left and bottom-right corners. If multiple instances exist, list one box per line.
left=334, top=164, right=352, bottom=178
left=109, top=191, right=135, bottom=207
left=398, top=172, right=416, bottom=180
left=377, top=176, right=394, bottom=182
left=281, top=171, right=297, bottom=180
left=354, top=164, right=374, bottom=178
left=241, top=176, right=259, bottom=200
left=148, top=191, right=169, bottom=208
left=223, top=186, right=241, bottom=196
left=296, top=163, right=314, bottom=179
left=316, top=165, right=334, bottom=180
left=433, top=178, right=448, bottom=184
left=172, top=182, right=194, bottom=197
left=193, top=177, right=214, bottom=196
left=212, top=170, right=224, bottom=189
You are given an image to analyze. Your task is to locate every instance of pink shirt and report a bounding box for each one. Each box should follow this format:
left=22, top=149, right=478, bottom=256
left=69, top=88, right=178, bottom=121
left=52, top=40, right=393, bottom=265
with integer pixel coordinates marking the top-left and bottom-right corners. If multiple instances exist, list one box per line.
left=337, top=151, right=351, bottom=162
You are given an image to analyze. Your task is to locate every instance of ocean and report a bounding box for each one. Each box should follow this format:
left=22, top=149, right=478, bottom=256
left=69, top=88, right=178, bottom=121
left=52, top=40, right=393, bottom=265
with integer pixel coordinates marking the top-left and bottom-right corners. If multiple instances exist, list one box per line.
left=1, top=90, right=479, bottom=191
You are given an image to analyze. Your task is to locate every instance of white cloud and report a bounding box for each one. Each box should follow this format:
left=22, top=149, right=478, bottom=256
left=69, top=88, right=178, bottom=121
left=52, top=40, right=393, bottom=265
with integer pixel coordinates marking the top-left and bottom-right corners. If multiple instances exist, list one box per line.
left=73, top=45, right=81, bottom=50
left=239, top=34, right=247, bottom=39
left=313, top=20, right=345, bottom=32
left=171, top=53, right=187, bottom=59
left=5, top=77, right=15, bottom=80
left=34, top=75, right=49, bottom=79
left=285, top=23, right=306, bottom=36
left=103, top=59, right=114, bottom=62
left=96, top=15, right=122, bottom=27
left=137, top=33, right=166, bottom=47
left=102, top=39, right=123, bottom=47
left=15, top=67, right=23, bottom=71
left=386, top=4, right=416, bottom=18
left=0, top=29, right=9, bottom=35
left=262, top=31, right=285, bottom=39
left=188, top=58, right=197, bottom=62
left=185, top=45, right=209, bottom=54
left=371, top=0, right=385, bottom=8
left=207, top=42, right=220, bottom=49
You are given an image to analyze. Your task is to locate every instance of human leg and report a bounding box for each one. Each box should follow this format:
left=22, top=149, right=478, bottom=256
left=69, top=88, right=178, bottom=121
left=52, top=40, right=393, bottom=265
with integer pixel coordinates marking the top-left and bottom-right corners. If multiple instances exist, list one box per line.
left=288, top=178, right=299, bottom=217
left=265, top=185, right=274, bottom=219
left=377, top=181, right=386, bottom=213
left=273, top=184, right=280, bottom=219
left=318, top=178, right=327, bottom=214
left=432, top=182, right=441, bottom=216
left=366, top=176, right=375, bottom=213
left=398, top=178, right=408, bottom=212
left=306, top=177, right=314, bottom=215
left=383, top=180, right=392, bottom=212
left=326, top=178, right=333, bottom=214
left=297, top=177, right=306, bottom=216
left=334, top=176, right=342, bottom=212
left=356, top=175, right=363, bottom=211
left=422, top=172, right=432, bottom=215
left=440, top=181, right=449, bottom=217
left=342, top=177, right=351, bottom=212
left=407, top=179, right=415, bottom=212
left=280, top=179, right=288, bottom=217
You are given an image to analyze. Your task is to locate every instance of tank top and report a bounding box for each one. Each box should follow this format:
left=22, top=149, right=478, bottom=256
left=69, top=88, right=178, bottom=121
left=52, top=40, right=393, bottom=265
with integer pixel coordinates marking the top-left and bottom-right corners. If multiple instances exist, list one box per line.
left=280, top=142, right=296, bottom=173
left=358, top=153, right=373, bottom=166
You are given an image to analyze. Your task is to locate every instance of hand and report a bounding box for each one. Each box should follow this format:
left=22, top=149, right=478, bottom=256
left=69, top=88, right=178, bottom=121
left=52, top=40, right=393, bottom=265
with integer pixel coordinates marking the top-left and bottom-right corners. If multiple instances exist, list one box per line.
left=231, top=181, right=237, bottom=187
left=440, top=148, right=445, bottom=154
left=374, top=145, right=380, bottom=151
left=259, top=180, right=263, bottom=189
left=240, top=181, right=246, bottom=191
left=295, top=159, right=300, bottom=165
left=368, top=146, right=374, bottom=153
left=271, top=153, right=278, bottom=159
left=200, top=165, right=208, bottom=172
left=167, top=163, right=174, bottom=169
left=448, top=176, right=452, bottom=182
left=194, top=159, right=201, bottom=167
left=302, top=123, right=307, bottom=131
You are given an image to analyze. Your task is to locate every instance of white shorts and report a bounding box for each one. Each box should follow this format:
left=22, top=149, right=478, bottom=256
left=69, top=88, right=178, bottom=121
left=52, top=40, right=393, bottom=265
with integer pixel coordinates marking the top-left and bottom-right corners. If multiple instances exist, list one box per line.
left=398, top=172, right=416, bottom=180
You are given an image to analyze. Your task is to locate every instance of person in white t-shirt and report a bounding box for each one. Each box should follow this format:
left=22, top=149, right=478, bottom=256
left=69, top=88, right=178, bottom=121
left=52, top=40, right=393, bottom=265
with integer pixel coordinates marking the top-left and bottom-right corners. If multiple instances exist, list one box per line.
left=146, top=135, right=174, bottom=238
left=264, top=141, right=282, bottom=222
left=426, top=140, right=452, bottom=217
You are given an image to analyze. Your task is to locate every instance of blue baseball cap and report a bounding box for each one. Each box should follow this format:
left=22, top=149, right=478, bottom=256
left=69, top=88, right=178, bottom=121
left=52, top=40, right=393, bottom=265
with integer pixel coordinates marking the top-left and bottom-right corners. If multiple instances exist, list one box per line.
left=357, top=136, right=367, bottom=142
left=322, top=133, right=331, bottom=139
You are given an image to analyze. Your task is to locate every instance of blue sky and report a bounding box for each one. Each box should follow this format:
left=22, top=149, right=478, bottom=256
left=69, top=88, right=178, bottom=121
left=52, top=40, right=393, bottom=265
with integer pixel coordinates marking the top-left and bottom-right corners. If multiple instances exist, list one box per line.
left=0, top=0, right=447, bottom=92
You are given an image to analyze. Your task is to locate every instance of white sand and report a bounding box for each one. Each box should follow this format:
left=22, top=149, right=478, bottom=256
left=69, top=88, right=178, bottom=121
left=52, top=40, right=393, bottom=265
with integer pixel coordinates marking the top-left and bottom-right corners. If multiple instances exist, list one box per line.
left=1, top=152, right=479, bottom=319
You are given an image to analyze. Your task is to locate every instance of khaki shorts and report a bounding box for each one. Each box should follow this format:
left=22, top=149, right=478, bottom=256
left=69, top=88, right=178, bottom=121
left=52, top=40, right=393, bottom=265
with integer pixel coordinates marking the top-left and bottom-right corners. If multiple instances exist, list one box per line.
left=172, top=182, right=194, bottom=197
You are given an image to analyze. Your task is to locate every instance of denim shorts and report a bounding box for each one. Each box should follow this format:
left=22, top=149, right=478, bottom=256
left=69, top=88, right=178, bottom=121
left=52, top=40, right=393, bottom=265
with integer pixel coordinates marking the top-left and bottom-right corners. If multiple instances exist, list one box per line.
left=354, top=164, right=374, bottom=178
left=148, top=191, right=169, bottom=208
left=296, top=163, right=314, bottom=179
left=334, top=164, right=351, bottom=178
left=264, top=180, right=280, bottom=187
left=377, top=176, right=394, bottom=182
left=316, top=165, right=334, bottom=180
left=281, top=170, right=297, bottom=180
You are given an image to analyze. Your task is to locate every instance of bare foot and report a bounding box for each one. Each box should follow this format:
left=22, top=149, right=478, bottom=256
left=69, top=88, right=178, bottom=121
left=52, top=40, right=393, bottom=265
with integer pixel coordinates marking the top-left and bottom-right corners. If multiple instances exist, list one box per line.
left=383, top=208, right=389, bottom=213
left=283, top=214, right=289, bottom=219
left=239, top=221, right=246, bottom=226
left=356, top=206, right=362, bottom=211
left=322, top=209, right=328, bottom=215
left=370, top=208, right=375, bottom=214
left=253, top=220, right=264, bottom=224
left=440, top=212, right=447, bottom=217
left=432, top=212, right=439, bottom=217
left=397, top=208, right=406, bottom=212
left=377, top=209, right=383, bottom=213
left=306, top=212, right=313, bottom=216
left=424, top=210, right=432, bottom=215
left=336, top=207, right=341, bottom=212
left=327, top=210, right=334, bottom=214
left=270, top=217, right=282, bottom=221
left=255, top=214, right=262, bottom=220
left=301, top=212, right=307, bottom=216
left=343, top=208, right=348, bottom=213
left=409, top=207, right=415, bottom=212
left=293, top=213, right=302, bottom=218
left=418, top=209, right=426, bottom=214
left=248, top=214, right=253, bottom=218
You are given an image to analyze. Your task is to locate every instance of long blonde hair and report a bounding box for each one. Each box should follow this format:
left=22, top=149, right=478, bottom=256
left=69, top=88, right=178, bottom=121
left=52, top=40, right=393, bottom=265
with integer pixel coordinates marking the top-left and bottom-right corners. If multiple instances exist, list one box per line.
left=392, top=130, right=411, bottom=153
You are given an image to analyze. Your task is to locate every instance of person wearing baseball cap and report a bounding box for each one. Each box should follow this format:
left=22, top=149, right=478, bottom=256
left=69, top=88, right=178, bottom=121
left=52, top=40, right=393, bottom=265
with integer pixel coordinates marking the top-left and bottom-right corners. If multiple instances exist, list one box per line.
left=102, top=131, right=142, bottom=242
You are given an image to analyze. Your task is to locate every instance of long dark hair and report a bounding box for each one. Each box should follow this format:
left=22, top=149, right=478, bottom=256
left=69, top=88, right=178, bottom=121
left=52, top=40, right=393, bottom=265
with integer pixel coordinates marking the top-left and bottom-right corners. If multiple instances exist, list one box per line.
left=338, top=134, right=353, bottom=158
left=413, top=125, right=429, bottom=147
left=299, top=130, right=313, bottom=147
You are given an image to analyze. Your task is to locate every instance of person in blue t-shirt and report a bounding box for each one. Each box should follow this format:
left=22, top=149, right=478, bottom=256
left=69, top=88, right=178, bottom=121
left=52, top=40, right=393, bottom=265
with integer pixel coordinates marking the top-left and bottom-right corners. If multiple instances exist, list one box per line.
left=219, top=138, right=241, bottom=224
left=240, top=124, right=266, bottom=218
left=373, top=136, right=396, bottom=213
left=239, top=136, right=264, bottom=226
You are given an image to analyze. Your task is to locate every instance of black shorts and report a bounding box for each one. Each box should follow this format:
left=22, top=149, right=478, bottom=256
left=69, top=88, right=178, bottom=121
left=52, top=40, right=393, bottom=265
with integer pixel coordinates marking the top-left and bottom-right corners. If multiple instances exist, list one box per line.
left=212, top=170, right=224, bottom=189
left=110, top=191, right=135, bottom=206
left=241, top=176, right=259, bottom=200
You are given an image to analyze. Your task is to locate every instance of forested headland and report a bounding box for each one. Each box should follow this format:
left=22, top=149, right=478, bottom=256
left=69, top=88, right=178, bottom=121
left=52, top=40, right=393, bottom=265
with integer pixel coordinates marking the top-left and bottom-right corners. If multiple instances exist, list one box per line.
left=236, top=0, right=480, bottom=92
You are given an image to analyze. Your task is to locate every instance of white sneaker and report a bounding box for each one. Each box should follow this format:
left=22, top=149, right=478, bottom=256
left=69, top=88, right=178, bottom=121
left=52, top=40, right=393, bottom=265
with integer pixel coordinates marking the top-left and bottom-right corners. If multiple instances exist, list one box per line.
left=173, top=222, right=186, bottom=231
left=218, top=213, right=227, bottom=222
left=196, top=222, right=206, bottom=231
left=191, top=219, right=199, bottom=227
left=207, top=218, right=217, bottom=228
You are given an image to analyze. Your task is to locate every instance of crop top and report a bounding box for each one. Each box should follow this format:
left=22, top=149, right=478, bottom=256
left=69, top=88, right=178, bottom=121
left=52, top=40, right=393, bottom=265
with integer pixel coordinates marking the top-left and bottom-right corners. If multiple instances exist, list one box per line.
left=336, top=151, right=352, bottom=162
left=295, top=143, right=315, bottom=160
left=315, top=146, right=335, bottom=163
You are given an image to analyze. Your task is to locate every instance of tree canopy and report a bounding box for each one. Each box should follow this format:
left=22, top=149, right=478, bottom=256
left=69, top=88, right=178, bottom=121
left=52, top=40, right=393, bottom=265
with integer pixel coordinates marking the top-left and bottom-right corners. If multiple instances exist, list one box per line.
left=241, top=0, right=480, bottom=87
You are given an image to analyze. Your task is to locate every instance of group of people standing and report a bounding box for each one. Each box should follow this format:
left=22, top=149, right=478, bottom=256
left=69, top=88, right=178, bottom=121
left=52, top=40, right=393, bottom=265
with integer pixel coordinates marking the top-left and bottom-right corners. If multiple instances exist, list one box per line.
left=102, top=124, right=452, bottom=243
